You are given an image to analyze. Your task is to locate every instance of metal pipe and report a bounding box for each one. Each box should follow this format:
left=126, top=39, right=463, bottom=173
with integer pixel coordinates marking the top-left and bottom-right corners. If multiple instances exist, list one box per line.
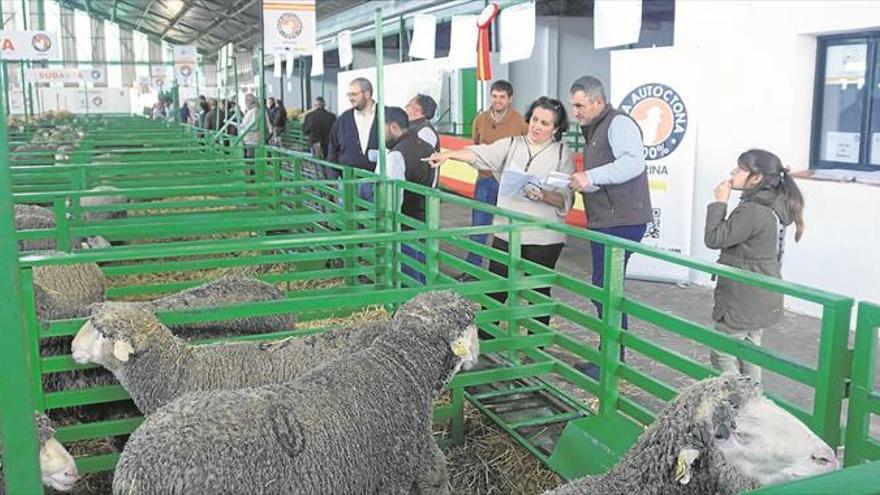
left=0, top=54, right=44, bottom=494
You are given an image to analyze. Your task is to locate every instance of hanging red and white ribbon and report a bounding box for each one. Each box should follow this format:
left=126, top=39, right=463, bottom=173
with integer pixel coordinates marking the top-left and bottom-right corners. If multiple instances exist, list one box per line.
left=475, top=3, right=499, bottom=81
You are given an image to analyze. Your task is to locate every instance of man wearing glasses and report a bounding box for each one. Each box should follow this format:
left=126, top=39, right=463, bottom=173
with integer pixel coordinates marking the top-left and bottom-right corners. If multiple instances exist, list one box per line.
left=326, top=78, right=380, bottom=179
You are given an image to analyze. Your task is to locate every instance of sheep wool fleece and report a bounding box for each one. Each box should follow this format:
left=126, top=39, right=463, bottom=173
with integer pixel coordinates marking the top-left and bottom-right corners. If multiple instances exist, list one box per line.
left=545, top=374, right=763, bottom=495
left=90, top=302, right=389, bottom=415
left=112, top=291, right=475, bottom=495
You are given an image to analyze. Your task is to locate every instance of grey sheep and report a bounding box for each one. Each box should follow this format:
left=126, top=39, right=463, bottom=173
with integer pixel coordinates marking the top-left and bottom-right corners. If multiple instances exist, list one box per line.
left=80, top=185, right=127, bottom=222
left=0, top=411, right=78, bottom=493
left=14, top=205, right=111, bottom=251
left=72, top=301, right=385, bottom=415
left=544, top=374, right=839, bottom=495
left=33, top=261, right=107, bottom=322
left=139, top=276, right=295, bottom=338
left=111, top=290, right=479, bottom=494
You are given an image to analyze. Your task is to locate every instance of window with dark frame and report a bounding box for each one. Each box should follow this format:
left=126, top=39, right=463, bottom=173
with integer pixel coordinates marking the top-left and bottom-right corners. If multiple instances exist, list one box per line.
left=811, top=33, right=880, bottom=170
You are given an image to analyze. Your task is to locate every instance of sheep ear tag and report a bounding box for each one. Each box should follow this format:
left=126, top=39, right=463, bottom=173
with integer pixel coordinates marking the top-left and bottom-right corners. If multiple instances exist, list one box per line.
left=113, top=340, right=135, bottom=362
left=674, top=448, right=700, bottom=485
left=451, top=338, right=469, bottom=357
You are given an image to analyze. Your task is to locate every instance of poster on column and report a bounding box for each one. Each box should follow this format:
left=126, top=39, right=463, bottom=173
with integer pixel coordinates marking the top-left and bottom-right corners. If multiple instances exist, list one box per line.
left=336, top=58, right=446, bottom=115
left=174, top=45, right=197, bottom=86
left=610, top=47, right=699, bottom=282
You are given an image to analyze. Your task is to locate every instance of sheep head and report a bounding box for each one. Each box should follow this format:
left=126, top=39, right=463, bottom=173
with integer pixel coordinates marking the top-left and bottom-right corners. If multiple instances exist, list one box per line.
left=71, top=302, right=167, bottom=369
left=395, top=291, right=480, bottom=372
left=622, top=373, right=838, bottom=493
left=33, top=412, right=79, bottom=492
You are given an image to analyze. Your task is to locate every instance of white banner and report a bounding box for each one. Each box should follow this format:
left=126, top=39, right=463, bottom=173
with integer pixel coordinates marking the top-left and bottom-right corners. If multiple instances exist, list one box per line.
left=0, top=30, right=60, bottom=60
left=499, top=2, right=535, bottom=64
left=336, top=58, right=446, bottom=115
left=9, top=87, right=131, bottom=114
left=409, top=14, right=437, bottom=60
left=263, top=0, right=316, bottom=55
left=174, top=45, right=197, bottom=86
left=25, top=67, right=105, bottom=84
left=594, top=0, right=642, bottom=49
left=611, top=47, right=699, bottom=282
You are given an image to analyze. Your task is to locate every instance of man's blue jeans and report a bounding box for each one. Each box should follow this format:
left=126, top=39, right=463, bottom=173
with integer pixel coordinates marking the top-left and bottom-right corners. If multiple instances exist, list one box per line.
left=589, top=223, right=648, bottom=330
left=465, top=176, right=499, bottom=266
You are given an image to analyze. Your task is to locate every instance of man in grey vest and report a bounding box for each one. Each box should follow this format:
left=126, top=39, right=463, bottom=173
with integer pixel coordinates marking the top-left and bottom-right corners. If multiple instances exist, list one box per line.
left=568, top=75, right=653, bottom=380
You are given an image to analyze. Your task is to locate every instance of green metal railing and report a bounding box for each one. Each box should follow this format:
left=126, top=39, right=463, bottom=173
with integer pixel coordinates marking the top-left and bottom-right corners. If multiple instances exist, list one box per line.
left=844, top=302, right=880, bottom=467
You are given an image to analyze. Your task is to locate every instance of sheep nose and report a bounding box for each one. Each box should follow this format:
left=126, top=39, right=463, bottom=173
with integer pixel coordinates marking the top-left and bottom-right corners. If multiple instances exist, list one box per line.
left=810, top=447, right=839, bottom=469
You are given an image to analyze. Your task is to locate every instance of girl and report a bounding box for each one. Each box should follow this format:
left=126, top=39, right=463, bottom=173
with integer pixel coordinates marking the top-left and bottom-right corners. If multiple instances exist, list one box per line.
left=704, top=149, right=805, bottom=383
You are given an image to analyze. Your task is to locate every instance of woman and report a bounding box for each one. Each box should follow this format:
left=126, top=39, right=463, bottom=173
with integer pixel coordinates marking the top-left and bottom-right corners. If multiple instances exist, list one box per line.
left=426, top=96, right=574, bottom=324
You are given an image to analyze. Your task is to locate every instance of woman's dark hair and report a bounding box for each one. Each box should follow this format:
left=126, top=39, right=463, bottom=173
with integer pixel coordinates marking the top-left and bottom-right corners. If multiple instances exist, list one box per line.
left=737, top=148, right=805, bottom=242
left=524, top=96, right=570, bottom=142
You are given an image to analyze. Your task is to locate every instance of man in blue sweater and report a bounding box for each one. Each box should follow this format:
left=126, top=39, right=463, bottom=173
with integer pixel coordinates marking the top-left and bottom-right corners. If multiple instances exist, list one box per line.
left=326, top=77, right=380, bottom=179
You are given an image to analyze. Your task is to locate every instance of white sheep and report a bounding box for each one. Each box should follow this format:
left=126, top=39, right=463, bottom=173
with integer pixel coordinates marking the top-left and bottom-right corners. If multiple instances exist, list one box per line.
left=110, top=291, right=479, bottom=494
left=544, top=374, right=839, bottom=495
left=0, top=411, right=78, bottom=493
left=72, top=301, right=385, bottom=415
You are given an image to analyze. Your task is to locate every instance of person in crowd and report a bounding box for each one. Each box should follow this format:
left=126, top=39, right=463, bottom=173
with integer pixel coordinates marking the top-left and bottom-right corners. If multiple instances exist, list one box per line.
left=427, top=96, right=575, bottom=323
left=179, top=102, right=191, bottom=124
left=267, top=97, right=278, bottom=139
left=271, top=99, right=287, bottom=146
left=704, top=149, right=805, bottom=383
left=458, top=80, right=529, bottom=281
left=361, top=107, right=437, bottom=284
left=197, top=95, right=209, bottom=128
left=567, top=75, right=653, bottom=380
left=327, top=77, right=379, bottom=178
left=226, top=99, right=240, bottom=137
left=404, top=93, right=441, bottom=153
left=204, top=98, right=219, bottom=130
left=239, top=93, right=269, bottom=161
left=151, top=99, right=165, bottom=120
left=302, top=96, right=337, bottom=159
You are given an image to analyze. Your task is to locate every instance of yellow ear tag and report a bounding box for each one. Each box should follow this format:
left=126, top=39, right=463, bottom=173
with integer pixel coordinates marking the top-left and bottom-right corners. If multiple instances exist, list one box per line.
left=451, top=339, right=469, bottom=357
left=674, top=456, right=687, bottom=483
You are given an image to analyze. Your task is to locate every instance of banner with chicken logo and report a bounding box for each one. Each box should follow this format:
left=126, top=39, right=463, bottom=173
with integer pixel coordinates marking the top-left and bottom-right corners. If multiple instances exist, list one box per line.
left=611, top=47, right=699, bottom=283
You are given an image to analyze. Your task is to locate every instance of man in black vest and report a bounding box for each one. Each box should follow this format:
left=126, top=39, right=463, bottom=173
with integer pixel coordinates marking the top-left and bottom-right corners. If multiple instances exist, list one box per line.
left=361, top=107, right=436, bottom=284
left=568, top=75, right=653, bottom=380
left=405, top=93, right=441, bottom=154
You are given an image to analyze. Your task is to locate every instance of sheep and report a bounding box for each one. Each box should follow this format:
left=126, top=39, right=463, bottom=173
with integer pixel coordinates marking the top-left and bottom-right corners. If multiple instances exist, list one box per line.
left=80, top=186, right=127, bottom=222
left=138, top=276, right=296, bottom=338
left=110, top=291, right=479, bottom=494
left=0, top=411, right=78, bottom=494
left=72, top=301, right=385, bottom=415
left=33, top=261, right=107, bottom=323
left=14, top=205, right=112, bottom=251
left=543, top=373, right=839, bottom=495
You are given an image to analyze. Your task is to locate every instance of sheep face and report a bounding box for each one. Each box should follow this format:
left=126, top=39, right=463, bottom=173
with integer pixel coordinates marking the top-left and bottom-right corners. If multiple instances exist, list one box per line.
left=33, top=413, right=79, bottom=491
left=712, top=394, right=838, bottom=486
left=71, top=319, right=134, bottom=370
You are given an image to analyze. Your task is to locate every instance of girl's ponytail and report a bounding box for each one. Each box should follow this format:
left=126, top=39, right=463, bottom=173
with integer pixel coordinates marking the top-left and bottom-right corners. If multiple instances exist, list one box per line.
left=737, top=149, right=806, bottom=242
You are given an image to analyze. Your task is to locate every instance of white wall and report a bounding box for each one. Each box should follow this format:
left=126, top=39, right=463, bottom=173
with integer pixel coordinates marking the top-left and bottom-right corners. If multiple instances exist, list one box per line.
left=668, top=0, right=880, bottom=316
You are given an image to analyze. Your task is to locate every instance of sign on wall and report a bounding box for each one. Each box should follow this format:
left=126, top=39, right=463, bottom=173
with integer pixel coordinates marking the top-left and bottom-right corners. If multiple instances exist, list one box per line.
left=25, top=67, right=105, bottom=84
left=0, top=30, right=59, bottom=60
left=263, top=0, right=316, bottom=55
left=611, top=47, right=700, bottom=283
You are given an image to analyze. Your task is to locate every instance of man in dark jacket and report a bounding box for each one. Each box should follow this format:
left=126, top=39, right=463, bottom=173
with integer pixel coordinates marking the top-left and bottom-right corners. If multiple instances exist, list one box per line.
left=326, top=77, right=379, bottom=178
left=302, top=96, right=337, bottom=159
left=361, top=107, right=435, bottom=284
left=404, top=93, right=441, bottom=155
left=568, top=75, right=653, bottom=380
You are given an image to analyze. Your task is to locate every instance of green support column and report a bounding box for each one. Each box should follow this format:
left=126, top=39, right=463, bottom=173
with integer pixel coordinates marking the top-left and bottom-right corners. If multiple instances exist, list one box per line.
left=598, top=246, right=625, bottom=415
left=0, top=59, right=44, bottom=494
left=459, top=68, right=477, bottom=137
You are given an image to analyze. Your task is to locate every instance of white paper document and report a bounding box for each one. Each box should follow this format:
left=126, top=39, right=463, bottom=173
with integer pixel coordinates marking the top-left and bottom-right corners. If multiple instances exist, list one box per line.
left=594, top=0, right=643, bottom=49
left=542, top=171, right=571, bottom=189
left=409, top=14, right=437, bottom=60
left=338, top=30, right=353, bottom=67
left=310, top=44, right=324, bottom=77
left=448, top=15, right=479, bottom=69
left=499, top=169, right=540, bottom=200
left=499, top=2, right=536, bottom=64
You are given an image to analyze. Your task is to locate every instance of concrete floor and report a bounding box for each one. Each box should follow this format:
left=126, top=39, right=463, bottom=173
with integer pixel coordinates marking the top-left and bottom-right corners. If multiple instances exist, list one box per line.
left=437, top=199, right=879, bottom=441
